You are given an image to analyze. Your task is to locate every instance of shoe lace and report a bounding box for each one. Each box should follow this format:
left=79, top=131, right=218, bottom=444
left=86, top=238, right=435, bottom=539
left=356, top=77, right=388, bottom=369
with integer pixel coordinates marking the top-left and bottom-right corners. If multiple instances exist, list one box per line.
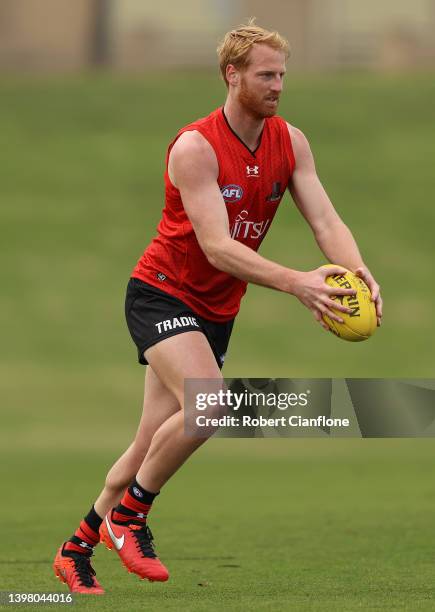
left=130, top=524, right=157, bottom=559
left=71, top=553, right=97, bottom=587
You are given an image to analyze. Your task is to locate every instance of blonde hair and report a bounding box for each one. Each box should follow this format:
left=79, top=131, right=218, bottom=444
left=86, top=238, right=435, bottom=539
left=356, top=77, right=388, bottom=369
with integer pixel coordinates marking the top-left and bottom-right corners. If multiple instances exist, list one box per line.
left=217, top=18, right=290, bottom=87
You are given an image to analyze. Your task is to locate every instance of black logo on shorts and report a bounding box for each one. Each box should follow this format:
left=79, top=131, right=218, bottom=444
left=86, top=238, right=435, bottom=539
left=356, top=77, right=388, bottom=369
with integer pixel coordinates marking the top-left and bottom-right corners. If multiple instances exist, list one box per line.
left=156, top=272, right=166, bottom=281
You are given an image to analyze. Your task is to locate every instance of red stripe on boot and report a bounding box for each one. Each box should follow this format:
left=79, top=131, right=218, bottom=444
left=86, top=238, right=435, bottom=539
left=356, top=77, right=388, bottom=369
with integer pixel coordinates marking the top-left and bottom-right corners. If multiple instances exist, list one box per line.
left=64, top=541, right=90, bottom=554
left=112, top=510, right=146, bottom=524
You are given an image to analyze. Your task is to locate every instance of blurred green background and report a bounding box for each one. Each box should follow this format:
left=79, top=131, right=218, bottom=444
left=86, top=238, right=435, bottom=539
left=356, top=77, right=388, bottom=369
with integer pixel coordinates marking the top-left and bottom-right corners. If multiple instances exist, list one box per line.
left=2, top=71, right=434, bottom=380
left=1, top=72, right=435, bottom=611
left=1, top=2, right=435, bottom=608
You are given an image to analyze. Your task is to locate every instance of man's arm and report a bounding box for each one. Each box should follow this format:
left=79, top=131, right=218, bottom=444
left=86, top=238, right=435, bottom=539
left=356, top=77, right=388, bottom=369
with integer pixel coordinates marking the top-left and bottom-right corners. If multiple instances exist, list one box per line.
left=288, top=124, right=383, bottom=325
left=168, top=131, right=357, bottom=328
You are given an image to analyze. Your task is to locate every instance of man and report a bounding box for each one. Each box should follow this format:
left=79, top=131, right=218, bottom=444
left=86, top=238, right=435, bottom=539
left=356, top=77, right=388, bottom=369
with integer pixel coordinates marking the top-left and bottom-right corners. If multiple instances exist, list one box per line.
left=53, top=20, right=382, bottom=594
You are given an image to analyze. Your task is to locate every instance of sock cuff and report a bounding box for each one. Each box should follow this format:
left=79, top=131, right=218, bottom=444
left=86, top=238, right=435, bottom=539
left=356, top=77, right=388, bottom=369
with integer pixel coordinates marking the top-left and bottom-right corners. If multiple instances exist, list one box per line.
left=130, top=479, right=159, bottom=505
left=124, top=491, right=152, bottom=514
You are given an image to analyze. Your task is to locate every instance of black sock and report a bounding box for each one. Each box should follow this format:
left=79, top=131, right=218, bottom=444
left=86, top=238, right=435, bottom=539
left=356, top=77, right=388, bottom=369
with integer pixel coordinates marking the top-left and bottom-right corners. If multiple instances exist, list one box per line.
left=129, top=479, right=159, bottom=504
left=84, top=505, right=103, bottom=532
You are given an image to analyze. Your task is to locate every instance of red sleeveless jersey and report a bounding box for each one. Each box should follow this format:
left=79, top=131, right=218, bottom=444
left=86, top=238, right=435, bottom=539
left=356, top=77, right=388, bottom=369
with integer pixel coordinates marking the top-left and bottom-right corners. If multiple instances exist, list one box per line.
left=132, top=107, right=295, bottom=322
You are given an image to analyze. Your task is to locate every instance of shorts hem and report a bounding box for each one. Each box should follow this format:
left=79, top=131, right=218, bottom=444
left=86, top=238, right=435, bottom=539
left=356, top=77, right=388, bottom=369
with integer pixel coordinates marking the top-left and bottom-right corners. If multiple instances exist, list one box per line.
left=137, top=328, right=206, bottom=365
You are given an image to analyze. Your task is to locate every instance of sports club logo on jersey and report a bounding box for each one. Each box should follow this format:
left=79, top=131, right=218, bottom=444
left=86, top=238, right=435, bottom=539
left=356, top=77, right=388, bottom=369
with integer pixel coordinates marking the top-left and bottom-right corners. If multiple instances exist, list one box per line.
left=266, top=181, right=283, bottom=203
left=246, top=165, right=260, bottom=177
left=230, top=209, right=271, bottom=240
left=221, top=184, right=243, bottom=203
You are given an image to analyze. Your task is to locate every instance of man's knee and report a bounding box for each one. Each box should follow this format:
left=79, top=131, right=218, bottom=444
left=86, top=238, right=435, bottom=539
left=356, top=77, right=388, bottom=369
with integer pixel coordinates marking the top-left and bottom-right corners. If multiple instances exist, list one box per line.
left=104, top=471, right=129, bottom=495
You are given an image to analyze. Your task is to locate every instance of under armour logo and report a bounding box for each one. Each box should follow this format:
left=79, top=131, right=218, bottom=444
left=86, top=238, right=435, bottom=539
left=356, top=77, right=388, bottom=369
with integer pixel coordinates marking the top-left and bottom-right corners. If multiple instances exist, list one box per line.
left=246, top=165, right=259, bottom=176
left=137, top=513, right=146, bottom=519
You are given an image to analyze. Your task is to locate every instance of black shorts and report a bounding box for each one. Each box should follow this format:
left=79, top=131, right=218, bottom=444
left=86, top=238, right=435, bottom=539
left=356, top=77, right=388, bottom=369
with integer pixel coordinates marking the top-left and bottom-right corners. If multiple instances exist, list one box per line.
left=125, top=278, right=234, bottom=369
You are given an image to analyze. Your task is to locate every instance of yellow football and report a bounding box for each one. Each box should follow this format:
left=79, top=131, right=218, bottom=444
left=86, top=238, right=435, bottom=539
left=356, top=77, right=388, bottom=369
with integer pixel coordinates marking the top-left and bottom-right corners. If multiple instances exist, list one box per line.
left=322, top=266, right=377, bottom=342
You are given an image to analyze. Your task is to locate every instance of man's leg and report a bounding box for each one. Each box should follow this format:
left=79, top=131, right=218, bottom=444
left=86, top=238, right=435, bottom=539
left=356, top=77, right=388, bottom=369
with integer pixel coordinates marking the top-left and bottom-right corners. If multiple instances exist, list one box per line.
left=54, top=365, right=180, bottom=593
left=136, top=331, right=223, bottom=491
left=100, top=330, right=223, bottom=581
left=94, top=366, right=180, bottom=516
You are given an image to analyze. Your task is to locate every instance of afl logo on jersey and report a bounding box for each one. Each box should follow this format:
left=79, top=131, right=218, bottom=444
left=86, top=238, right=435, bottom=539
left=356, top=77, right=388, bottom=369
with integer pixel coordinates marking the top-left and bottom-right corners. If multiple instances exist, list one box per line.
left=221, top=184, right=243, bottom=203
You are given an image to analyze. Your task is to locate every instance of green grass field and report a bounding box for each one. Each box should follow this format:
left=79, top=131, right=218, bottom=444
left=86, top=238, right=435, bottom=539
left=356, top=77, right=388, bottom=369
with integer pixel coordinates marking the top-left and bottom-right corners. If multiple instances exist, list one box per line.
left=1, top=72, right=435, bottom=610
left=3, top=440, right=435, bottom=610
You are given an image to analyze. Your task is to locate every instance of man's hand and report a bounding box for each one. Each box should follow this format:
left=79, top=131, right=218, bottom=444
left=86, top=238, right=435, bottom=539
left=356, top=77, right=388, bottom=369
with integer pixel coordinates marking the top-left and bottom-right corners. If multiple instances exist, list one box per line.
left=354, top=267, right=383, bottom=326
left=290, top=266, right=357, bottom=331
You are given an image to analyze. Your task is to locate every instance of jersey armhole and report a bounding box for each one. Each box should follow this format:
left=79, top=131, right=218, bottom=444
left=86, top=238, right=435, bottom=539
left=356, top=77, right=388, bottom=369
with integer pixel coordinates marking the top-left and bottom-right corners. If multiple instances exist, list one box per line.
left=165, top=135, right=181, bottom=190
left=282, top=122, right=296, bottom=175
left=165, top=128, right=222, bottom=189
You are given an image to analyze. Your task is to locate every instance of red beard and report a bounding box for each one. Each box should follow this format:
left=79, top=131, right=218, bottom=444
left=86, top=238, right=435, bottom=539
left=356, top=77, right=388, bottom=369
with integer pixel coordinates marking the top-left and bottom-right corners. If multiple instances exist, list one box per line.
left=238, top=77, right=279, bottom=120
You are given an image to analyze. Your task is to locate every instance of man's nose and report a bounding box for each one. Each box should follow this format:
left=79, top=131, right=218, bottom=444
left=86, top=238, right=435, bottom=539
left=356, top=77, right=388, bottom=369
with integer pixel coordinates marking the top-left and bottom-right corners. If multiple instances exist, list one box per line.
left=272, top=75, right=283, bottom=92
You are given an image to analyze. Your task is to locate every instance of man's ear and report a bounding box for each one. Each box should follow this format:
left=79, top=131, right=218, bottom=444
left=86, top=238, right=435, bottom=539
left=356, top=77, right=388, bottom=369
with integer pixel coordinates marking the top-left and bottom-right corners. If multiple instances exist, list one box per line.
left=226, top=64, right=239, bottom=87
